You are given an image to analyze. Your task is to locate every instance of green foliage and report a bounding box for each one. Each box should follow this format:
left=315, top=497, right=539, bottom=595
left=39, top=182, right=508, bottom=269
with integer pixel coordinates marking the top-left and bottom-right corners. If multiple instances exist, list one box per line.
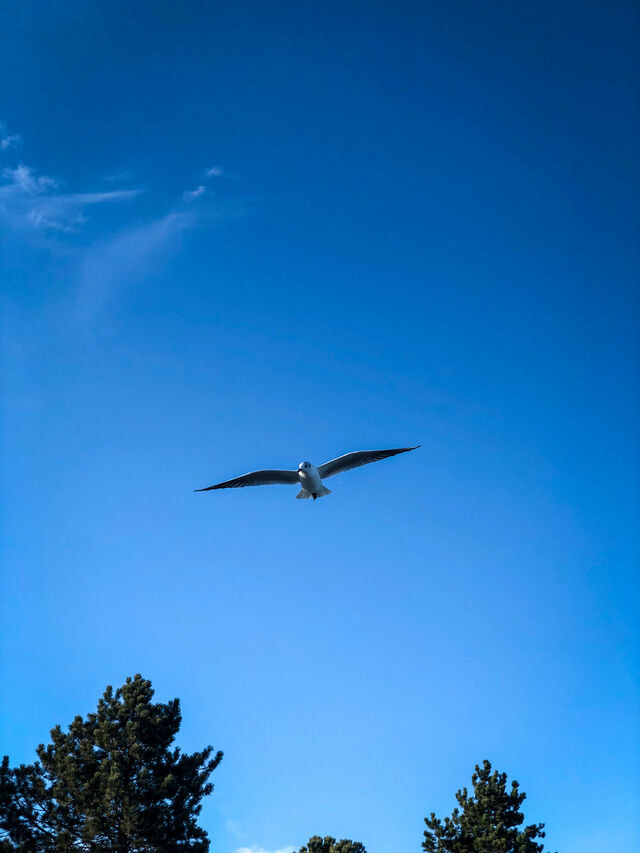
left=296, top=836, right=366, bottom=853
left=422, top=760, right=552, bottom=853
left=0, top=674, right=222, bottom=852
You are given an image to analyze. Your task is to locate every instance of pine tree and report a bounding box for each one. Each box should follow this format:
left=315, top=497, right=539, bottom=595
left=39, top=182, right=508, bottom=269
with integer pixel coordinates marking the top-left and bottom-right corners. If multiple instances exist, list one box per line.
left=0, top=674, right=222, bottom=852
left=296, top=836, right=366, bottom=853
left=422, top=760, right=552, bottom=853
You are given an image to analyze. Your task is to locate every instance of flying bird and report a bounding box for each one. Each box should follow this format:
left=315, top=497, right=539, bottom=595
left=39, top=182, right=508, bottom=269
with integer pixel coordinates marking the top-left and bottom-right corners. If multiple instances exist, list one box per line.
left=195, top=446, right=420, bottom=500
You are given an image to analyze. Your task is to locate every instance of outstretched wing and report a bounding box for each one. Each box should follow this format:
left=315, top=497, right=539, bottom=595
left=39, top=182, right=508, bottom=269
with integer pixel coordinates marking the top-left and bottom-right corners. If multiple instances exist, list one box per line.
left=318, top=446, right=419, bottom=480
left=195, top=469, right=298, bottom=491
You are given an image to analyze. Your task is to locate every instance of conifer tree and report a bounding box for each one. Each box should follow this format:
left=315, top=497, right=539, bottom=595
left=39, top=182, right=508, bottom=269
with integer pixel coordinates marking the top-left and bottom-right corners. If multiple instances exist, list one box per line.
left=0, top=674, right=222, bottom=852
left=422, top=760, right=552, bottom=853
left=296, top=836, right=366, bottom=853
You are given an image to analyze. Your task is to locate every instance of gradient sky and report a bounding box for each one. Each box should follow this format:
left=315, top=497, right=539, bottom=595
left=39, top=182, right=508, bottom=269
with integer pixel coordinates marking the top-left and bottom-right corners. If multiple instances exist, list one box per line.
left=1, top=2, right=639, bottom=852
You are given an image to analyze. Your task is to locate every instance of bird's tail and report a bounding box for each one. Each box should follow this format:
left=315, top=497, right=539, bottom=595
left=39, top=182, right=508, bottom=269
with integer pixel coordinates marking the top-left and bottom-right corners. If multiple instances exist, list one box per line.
left=295, top=486, right=331, bottom=500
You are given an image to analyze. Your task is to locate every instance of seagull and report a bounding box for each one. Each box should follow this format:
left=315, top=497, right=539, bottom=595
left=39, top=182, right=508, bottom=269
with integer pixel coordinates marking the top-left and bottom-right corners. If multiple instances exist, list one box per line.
left=195, top=446, right=420, bottom=500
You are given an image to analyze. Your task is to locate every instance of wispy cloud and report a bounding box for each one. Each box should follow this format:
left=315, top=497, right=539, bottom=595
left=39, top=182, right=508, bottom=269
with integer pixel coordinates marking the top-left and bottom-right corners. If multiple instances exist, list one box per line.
left=205, top=166, right=223, bottom=177
left=104, top=169, right=132, bottom=183
left=1, top=134, right=21, bottom=151
left=183, top=185, right=206, bottom=202
left=235, top=846, right=296, bottom=853
left=2, top=125, right=245, bottom=322
left=1, top=164, right=141, bottom=233
left=77, top=211, right=194, bottom=321
left=226, top=820, right=244, bottom=839
left=0, top=121, right=21, bottom=151
left=30, top=188, right=140, bottom=232
left=2, top=164, right=58, bottom=195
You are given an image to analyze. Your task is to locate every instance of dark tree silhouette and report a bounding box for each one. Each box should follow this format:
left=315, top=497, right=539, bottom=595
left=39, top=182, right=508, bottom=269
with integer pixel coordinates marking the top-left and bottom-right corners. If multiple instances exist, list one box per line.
left=422, top=760, right=552, bottom=853
left=296, top=836, right=366, bottom=853
left=0, top=674, right=222, bottom=852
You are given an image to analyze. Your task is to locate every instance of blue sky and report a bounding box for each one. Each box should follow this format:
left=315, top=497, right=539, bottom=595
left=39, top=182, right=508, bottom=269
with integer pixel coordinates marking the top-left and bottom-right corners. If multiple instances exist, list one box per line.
left=1, top=2, right=638, bottom=852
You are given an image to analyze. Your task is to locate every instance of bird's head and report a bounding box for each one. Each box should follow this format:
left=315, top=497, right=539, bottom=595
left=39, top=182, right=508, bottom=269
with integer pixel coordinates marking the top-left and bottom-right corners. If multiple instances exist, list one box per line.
left=298, top=461, right=311, bottom=471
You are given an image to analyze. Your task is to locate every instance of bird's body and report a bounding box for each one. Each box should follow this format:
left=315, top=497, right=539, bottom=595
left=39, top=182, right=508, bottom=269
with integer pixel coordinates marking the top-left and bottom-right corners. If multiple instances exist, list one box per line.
left=195, top=446, right=419, bottom=500
left=297, top=462, right=324, bottom=499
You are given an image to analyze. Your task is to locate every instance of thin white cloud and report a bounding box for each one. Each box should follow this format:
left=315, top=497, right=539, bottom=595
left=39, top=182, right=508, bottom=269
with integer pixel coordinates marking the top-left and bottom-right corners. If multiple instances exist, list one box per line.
left=0, top=126, right=245, bottom=322
left=77, top=211, right=194, bottom=320
left=1, top=134, right=21, bottom=151
left=104, top=169, right=132, bottom=183
left=1, top=164, right=141, bottom=232
left=235, top=846, right=295, bottom=853
left=0, top=121, right=22, bottom=151
left=183, top=185, right=206, bottom=202
left=226, top=820, right=244, bottom=839
left=205, top=166, right=223, bottom=177
left=2, top=164, right=59, bottom=195
left=28, top=189, right=140, bottom=232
